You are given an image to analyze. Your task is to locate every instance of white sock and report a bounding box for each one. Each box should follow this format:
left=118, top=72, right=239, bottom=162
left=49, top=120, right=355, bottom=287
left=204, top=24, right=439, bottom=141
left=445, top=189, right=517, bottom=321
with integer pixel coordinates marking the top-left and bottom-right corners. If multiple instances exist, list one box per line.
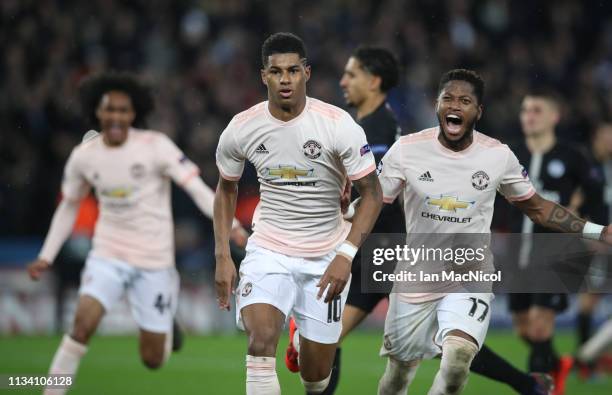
left=163, top=331, right=172, bottom=364
left=246, top=355, right=280, bottom=395
left=43, top=334, right=88, bottom=395
left=428, top=336, right=478, bottom=395
left=578, top=318, right=612, bottom=363
left=378, top=358, right=419, bottom=395
left=293, top=329, right=301, bottom=353
left=301, top=372, right=331, bottom=394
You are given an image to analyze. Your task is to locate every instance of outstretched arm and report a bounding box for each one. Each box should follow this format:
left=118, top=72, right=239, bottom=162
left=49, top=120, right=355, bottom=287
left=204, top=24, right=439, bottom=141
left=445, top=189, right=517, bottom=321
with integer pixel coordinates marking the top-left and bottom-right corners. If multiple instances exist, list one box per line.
left=182, top=177, right=248, bottom=247
left=513, top=193, right=609, bottom=240
left=28, top=199, right=81, bottom=280
left=213, top=177, right=240, bottom=310
left=317, top=171, right=382, bottom=302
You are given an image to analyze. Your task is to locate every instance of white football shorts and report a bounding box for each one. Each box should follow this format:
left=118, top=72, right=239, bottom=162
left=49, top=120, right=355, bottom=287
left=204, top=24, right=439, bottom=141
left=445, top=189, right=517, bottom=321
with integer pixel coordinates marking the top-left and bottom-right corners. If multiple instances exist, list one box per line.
left=236, top=240, right=351, bottom=344
left=78, top=254, right=179, bottom=333
left=380, top=292, right=493, bottom=361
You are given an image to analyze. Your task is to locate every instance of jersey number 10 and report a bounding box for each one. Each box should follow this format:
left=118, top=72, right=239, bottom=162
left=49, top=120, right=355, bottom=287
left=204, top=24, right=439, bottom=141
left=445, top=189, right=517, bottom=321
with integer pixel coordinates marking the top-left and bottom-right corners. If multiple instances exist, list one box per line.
left=327, top=296, right=342, bottom=323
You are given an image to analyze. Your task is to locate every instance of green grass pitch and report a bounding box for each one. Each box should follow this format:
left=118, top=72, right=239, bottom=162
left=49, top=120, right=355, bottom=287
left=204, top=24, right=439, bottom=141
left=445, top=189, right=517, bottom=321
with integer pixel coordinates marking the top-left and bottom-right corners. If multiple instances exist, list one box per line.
left=1, top=330, right=611, bottom=394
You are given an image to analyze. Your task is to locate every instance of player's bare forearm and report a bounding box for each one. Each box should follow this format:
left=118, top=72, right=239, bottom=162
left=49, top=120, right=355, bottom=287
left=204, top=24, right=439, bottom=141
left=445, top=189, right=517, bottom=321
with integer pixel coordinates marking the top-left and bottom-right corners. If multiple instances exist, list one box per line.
left=213, top=177, right=239, bottom=310
left=317, top=172, right=381, bottom=302
left=346, top=171, right=383, bottom=247
left=213, top=178, right=239, bottom=259
left=514, top=193, right=585, bottom=233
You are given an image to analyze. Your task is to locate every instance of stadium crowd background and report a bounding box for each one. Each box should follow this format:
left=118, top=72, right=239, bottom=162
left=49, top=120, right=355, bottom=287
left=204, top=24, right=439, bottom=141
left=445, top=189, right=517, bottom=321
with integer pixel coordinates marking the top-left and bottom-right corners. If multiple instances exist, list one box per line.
left=1, top=0, right=612, bottom=273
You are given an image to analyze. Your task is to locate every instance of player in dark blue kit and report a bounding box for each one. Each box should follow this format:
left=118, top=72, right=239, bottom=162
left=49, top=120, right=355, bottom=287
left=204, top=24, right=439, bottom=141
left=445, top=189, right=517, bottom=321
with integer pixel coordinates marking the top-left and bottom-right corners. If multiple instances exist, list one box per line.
left=507, top=90, right=603, bottom=395
left=575, top=123, right=612, bottom=378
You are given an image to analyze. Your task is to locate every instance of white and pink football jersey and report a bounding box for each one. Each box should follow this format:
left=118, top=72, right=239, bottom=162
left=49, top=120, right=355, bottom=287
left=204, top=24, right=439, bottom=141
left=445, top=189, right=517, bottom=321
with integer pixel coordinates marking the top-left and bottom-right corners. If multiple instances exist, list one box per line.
left=216, top=97, right=376, bottom=257
left=379, top=127, right=535, bottom=302
left=61, top=129, right=199, bottom=269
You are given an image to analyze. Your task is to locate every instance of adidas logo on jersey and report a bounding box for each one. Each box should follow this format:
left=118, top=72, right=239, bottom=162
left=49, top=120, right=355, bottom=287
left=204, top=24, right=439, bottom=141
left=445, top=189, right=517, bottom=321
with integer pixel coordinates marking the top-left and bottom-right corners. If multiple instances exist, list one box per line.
left=255, top=143, right=269, bottom=154
left=418, top=171, right=434, bottom=182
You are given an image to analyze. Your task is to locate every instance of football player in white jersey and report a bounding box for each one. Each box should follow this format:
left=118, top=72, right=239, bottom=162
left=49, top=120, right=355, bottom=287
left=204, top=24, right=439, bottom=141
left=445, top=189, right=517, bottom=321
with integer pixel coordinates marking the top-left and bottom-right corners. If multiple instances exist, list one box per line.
left=370, top=69, right=612, bottom=395
left=286, top=49, right=554, bottom=395
left=26, top=72, right=248, bottom=394
left=214, top=33, right=382, bottom=395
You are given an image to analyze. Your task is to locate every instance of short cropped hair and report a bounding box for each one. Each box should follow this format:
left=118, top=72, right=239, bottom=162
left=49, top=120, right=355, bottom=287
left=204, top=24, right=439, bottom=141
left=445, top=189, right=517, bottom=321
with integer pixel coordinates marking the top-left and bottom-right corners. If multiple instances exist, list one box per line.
left=438, top=69, right=485, bottom=104
left=524, top=86, right=562, bottom=111
left=261, top=32, right=307, bottom=67
left=352, top=46, right=399, bottom=92
left=79, top=71, right=154, bottom=128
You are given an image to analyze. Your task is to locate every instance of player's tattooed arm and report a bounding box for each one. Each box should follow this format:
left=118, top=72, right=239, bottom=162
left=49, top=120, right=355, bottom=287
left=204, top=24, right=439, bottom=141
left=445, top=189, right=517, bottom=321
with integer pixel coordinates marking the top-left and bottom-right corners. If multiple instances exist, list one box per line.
left=514, top=193, right=586, bottom=233
left=544, top=203, right=586, bottom=232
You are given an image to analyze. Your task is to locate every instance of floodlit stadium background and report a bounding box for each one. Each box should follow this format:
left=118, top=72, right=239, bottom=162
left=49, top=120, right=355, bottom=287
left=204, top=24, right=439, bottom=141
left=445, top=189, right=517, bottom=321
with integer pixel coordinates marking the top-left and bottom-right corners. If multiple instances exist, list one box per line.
left=1, top=1, right=612, bottom=394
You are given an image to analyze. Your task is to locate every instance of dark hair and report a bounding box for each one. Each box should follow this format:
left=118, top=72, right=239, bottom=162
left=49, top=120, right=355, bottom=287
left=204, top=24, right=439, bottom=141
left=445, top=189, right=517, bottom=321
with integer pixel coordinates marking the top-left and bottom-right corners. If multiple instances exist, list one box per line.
left=438, top=69, right=484, bottom=104
left=524, top=86, right=562, bottom=110
left=261, top=32, right=307, bottom=66
left=352, top=46, right=399, bottom=92
left=79, top=71, right=154, bottom=128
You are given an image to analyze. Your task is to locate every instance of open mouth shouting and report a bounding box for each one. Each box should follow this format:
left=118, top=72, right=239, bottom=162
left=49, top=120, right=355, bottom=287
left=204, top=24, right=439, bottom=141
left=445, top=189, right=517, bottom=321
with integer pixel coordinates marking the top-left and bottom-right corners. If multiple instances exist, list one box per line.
left=107, top=123, right=124, bottom=140
left=444, top=113, right=464, bottom=137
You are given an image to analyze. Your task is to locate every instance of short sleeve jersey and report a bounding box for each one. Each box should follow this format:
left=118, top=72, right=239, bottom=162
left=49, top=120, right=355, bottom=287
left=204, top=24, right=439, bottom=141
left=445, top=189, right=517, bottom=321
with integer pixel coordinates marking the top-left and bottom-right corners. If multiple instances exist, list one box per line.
left=62, top=129, right=199, bottom=269
left=378, top=127, right=534, bottom=302
left=216, top=98, right=376, bottom=257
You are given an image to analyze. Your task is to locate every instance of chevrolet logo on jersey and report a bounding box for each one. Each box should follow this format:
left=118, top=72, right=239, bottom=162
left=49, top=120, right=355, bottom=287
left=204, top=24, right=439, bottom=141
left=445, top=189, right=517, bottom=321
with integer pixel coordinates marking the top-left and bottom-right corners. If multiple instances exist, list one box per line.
left=101, top=187, right=133, bottom=198
left=100, top=186, right=136, bottom=209
left=265, top=166, right=313, bottom=179
left=263, top=165, right=316, bottom=186
left=426, top=195, right=474, bottom=212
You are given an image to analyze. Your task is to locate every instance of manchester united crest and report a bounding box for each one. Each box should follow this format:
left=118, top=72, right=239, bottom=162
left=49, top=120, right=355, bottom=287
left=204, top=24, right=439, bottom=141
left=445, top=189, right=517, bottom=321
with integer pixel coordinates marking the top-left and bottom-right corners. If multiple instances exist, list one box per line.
left=383, top=334, right=392, bottom=350
left=130, top=163, right=146, bottom=179
left=471, top=170, right=489, bottom=190
left=241, top=282, right=253, bottom=297
left=303, top=140, right=322, bottom=159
